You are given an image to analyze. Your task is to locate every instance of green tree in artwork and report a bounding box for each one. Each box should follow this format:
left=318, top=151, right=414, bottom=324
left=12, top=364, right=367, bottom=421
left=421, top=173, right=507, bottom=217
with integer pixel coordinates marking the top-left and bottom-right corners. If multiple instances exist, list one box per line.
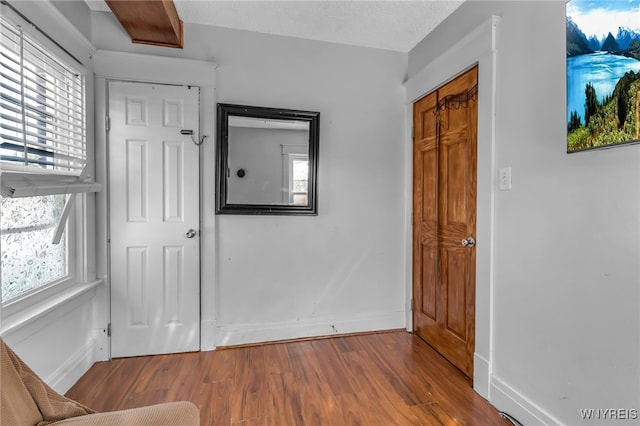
left=568, top=110, right=581, bottom=132
left=568, top=74, right=640, bottom=152
left=613, top=71, right=640, bottom=130
left=617, top=86, right=629, bottom=129
left=584, top=82, right=599, bottom=125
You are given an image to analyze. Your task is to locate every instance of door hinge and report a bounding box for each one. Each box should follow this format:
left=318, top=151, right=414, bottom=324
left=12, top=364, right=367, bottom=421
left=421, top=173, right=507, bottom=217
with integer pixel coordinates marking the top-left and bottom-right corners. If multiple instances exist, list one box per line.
left=411, top=126, right=414, bottom=139
left=107, top=323, right=111, bottom=337
left=105, top=116, right=111, bottom=132
left=411, top=298, right=415, bottom=311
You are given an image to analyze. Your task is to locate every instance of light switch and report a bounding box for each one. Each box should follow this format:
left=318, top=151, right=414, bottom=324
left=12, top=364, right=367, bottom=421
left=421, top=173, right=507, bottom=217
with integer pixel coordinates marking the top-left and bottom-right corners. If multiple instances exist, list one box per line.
left=499, top=167, right=512, bottom=190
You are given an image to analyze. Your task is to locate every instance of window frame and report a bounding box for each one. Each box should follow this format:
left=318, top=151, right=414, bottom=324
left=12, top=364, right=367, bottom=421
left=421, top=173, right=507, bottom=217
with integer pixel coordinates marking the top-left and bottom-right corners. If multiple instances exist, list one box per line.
left=280, top=143, right=311, bottom=206
left=0, top=9, right=93, bottom=314
left=287, top=154, right=309, bottom=205
left=1, top=195, right=78, bottom=314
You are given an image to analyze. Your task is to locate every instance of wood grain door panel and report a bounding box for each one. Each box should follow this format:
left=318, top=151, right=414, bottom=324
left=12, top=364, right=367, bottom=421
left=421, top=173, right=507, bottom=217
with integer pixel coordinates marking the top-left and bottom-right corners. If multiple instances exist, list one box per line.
left=413, top=66, right=478, bottom=379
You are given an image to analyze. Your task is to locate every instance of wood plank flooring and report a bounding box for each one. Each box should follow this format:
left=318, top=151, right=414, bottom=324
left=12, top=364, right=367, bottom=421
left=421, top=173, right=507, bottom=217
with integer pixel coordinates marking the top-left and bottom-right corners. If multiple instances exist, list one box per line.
left=66, top=331, right=509, bottom=425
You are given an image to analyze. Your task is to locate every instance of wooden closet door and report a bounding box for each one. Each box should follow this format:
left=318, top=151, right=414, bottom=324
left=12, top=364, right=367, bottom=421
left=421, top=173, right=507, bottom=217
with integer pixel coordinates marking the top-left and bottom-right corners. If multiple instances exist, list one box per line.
left=412, top=66, right=478, bottom=379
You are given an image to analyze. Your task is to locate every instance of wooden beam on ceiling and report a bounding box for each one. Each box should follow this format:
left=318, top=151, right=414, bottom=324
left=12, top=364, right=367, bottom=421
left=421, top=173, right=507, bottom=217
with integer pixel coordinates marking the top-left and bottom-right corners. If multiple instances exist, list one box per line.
left=105, top=0, right=184, bottom=49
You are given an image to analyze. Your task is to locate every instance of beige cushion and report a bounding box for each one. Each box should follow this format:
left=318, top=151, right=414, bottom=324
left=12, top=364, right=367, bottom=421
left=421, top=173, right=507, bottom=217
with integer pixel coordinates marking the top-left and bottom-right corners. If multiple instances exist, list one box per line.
left=50, top=401, right=200, bottom=426
left=1, top=338, right=95, bottom=425
left=1, top=338, right=199, bottom=426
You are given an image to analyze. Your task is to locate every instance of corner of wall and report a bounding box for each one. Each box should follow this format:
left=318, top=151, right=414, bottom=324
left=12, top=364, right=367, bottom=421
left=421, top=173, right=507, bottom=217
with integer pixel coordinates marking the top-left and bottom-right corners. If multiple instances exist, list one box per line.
left=47, top=338, right=98, bottom=394
left=490, top=376, right=564, bottom=426
left=473, top=352, right=490, bottom=400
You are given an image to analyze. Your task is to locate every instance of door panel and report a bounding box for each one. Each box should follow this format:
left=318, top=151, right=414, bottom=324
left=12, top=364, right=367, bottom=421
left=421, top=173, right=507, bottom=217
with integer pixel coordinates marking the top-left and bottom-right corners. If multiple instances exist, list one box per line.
left=421, top=247, right=438, bottom=320
left=109, top=81, right=200, bottom=358
left=413, top=66, right=478, bottom=379
left=164, top=141, right=183, bottom=221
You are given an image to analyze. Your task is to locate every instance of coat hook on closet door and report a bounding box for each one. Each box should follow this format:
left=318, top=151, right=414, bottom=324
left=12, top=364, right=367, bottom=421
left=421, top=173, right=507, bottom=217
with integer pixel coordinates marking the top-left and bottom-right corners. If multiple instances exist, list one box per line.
left=180, top=129, right=207, bottom=146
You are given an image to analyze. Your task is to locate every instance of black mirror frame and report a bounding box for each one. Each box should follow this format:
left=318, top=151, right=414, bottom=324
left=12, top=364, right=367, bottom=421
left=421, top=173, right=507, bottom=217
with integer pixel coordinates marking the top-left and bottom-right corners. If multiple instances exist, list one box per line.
left=216, top=103, right=320, bottom=215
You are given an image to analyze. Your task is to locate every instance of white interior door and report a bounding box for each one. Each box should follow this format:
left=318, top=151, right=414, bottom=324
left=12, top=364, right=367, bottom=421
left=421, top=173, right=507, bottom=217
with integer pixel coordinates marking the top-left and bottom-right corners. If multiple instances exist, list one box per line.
left=108, top=81, right=200, bottom=357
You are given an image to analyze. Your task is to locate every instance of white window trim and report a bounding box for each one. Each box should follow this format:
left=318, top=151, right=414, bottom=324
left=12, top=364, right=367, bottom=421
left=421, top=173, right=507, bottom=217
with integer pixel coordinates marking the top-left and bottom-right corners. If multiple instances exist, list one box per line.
left=0, top=168, right=102, bottom=198
left=281, top=144, right=308, bottom=204
left=0, top=188, right=103, bottom=337
left=287, top=154, right=309, bottom=204
left=0, top=3, right=98, bottom=331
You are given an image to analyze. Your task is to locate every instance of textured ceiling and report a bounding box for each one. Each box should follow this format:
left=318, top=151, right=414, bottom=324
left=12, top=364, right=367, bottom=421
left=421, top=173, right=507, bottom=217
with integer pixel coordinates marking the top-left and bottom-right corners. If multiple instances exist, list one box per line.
left=85, top=1, right=463, bottom=52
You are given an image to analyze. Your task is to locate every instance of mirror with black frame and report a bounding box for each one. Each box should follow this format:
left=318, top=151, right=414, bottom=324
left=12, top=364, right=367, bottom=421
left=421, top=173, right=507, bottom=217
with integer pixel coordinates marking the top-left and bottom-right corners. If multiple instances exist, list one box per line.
left=216, top=103, right=320, bottom=215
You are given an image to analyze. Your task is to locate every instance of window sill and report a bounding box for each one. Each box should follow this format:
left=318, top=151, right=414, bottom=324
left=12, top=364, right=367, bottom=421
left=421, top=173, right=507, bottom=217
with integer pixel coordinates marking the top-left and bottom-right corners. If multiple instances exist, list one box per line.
left=0, top=167, right=102, bottom=198
left=0, top=279, right=102, bottom=340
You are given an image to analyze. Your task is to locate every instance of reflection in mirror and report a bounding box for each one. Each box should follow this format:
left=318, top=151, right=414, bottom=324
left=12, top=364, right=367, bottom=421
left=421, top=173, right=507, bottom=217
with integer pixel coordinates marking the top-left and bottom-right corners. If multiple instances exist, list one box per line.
left=216, top=104, right=320, bottom=215
left=227, top=117, right=309, bottom=205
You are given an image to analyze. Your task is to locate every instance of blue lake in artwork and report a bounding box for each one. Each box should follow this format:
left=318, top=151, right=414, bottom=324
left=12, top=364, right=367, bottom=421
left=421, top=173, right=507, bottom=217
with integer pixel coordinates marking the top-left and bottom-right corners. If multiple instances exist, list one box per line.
left=567, top=52, right=640, bottom=123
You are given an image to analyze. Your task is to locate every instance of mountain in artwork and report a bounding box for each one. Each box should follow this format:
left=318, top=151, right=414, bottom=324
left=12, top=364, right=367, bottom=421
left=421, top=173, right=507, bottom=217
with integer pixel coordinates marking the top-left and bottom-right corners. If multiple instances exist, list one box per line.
left=601, top=32, right=621, bottom=52
left=566, top=17, right=592, bottom=56
left=567, top=19, right=640, bottom=57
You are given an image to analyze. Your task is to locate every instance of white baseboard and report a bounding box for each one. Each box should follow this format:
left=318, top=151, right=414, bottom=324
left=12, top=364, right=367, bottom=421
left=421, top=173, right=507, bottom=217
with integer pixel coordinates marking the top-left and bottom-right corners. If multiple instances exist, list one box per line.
left=47, top=338, right=96, bottom=395
left=490, top=375, right=563, bottom=426
left=201, top=319, right=216, bottom=351
left=215, top=310, right=406, bottom=347
left=93, top=327, right=109, bottom=361
left=474, top=352, right=490, bottom=400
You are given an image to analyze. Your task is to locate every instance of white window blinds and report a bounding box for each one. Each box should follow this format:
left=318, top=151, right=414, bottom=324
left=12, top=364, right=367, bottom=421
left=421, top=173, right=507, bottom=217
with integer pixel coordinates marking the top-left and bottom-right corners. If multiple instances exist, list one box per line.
left=0, top=17, right=86, bottom=174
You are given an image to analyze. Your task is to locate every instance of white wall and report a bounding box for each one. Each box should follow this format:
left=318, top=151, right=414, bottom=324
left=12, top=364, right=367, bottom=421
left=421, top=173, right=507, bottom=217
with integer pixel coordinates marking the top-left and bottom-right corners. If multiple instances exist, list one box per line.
left=410, top=1, right=640, bottom=424
left=2, top=286, right=102, bottom=393
left=91, top=13, right=408, bottom=345
left=51, top=0, right=92, bottom=41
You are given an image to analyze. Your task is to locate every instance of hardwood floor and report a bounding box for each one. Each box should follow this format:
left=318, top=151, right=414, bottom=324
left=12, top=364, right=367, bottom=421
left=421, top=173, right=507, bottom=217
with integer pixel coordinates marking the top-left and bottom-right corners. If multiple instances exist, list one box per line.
left=66, top=331, right=509, bottom=425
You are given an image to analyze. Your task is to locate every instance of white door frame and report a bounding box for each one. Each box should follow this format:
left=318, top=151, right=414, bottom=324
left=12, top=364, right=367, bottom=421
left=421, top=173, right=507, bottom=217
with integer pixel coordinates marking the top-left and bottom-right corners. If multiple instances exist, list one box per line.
left=94, top=50, right=218, bottom=354
left=403, top=17, right=499, bottom=399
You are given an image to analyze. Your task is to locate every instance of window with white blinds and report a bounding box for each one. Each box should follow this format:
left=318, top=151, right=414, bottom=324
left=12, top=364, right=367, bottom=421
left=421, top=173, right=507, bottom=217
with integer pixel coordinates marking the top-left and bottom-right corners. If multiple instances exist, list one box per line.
left=0, top=17, right=86, bottom=174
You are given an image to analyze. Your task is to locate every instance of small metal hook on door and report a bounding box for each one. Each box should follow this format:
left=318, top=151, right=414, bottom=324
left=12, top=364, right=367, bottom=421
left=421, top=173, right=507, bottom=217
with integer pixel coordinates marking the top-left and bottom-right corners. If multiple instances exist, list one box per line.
left=180, top=129, right=207, bottom=146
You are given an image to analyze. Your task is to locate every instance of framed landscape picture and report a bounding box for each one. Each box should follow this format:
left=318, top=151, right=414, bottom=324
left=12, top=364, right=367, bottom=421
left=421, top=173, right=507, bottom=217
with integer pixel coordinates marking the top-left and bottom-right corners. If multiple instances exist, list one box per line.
left=566, top=0, right=640, bottom=152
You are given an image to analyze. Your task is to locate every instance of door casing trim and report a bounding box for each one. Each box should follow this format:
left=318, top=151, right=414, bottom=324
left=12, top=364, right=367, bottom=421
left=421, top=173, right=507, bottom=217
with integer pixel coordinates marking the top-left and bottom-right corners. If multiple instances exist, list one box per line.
left=94, top=50, right=218, bottom=356
left=403, top=16, right=500, bottom=399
